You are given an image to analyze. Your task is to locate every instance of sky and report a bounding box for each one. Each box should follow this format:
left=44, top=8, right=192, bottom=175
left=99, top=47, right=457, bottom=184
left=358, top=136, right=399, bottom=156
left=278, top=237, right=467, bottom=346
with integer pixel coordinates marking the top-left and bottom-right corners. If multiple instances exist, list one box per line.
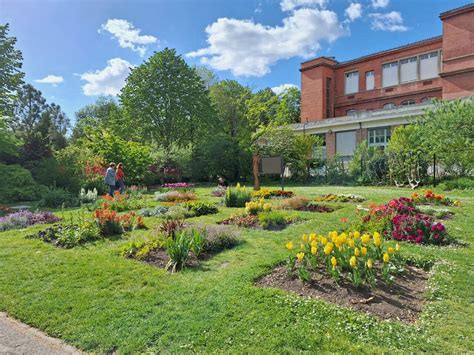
left=0, top=0, right=469, bottom=122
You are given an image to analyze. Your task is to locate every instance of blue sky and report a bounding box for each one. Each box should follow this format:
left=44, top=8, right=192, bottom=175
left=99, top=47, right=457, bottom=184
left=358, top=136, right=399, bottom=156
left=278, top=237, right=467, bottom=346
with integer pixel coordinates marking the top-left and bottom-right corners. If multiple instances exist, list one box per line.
left=0, top=0, right=469, bottom=122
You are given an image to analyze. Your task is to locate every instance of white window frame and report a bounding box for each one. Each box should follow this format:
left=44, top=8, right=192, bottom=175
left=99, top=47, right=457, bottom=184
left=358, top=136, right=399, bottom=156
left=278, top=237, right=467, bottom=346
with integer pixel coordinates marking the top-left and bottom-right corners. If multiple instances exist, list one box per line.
left=420, top=51, right=439, bottom=80
left=345, top=71, right=359, bottom=94
left=368, top=127, right=391, bottom=147
left=400, top=56, right=418, bottom=83
left=401, top=99, right=416, bottom=106
left=382, top=61, right=399, bottom=87
left=365, top=71, right=375, bottom=91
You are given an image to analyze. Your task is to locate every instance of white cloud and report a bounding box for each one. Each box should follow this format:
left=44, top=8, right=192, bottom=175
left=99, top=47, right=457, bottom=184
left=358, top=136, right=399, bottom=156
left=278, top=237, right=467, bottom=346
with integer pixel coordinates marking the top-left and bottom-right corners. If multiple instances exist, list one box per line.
left=187, top=8, right=345, bottom=77
left=100, top=19, right=157, bottom=57
left=371, top=0, right=389, bottom=9
left=80, top=58, right=132, bottom=96
left=280, top=0, right=327, bottom=11
left=35, top=75, right=64, bottom=86
left=369, top=11, right=407, bottom=32
left=345, top=3, right=362, bottom=21
left=272, top=83, right=298, bottom=95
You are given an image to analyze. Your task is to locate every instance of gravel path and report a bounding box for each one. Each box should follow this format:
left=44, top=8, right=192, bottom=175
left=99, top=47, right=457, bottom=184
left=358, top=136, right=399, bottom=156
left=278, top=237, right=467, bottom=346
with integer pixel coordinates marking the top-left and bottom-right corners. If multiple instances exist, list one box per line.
left=0, top=313, right=82, bottom=355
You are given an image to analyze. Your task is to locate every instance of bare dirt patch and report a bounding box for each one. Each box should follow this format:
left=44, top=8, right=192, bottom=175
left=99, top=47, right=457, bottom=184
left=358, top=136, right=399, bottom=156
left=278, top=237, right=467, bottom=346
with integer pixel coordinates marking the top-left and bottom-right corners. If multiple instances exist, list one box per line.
left=256, top=264, right=429, bottom=323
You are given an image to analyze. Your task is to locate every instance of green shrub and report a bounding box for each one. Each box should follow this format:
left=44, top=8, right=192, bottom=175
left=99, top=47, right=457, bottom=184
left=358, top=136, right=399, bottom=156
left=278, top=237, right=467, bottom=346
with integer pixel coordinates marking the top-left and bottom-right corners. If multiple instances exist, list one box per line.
left=258, top=211, right=287, bottom=230
left=120, top=238, right=163, bottom=259
left=38, top=187, right=80, bottom=208
left=224, top=183, right=252, bottom=207
left=184, top=201, right=218, bottom=216
left=164, top=205, right=194, bottom=220
left=26, top=157, right=82, bottom=193
left=438, top=177, right=474, bottom=191
left=0, top=164, right=46, bottom=203
left=165, top=229, right=203, bottom=272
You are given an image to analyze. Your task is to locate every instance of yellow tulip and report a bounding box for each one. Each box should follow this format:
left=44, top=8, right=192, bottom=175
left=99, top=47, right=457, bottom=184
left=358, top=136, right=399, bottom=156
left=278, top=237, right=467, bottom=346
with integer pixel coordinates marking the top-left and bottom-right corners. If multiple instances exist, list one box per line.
left=353, top=231, right=360, bottom=239
left=311, top=240, right=317, bottom=248
left=347, top=239, right=355, bottom=248
left=300, top=244, right=305, bottom=250
left=350, top=256, right=357, bottom=268
left=361, top=234, right=370, bottom=245
left=296, top=252, right=305, bottom=262
left=319, top=236, right=328, bottom=245
left=361, top=247, right=367, bottom=256
left=373, top=235, right=381, bottom=247
left=383, top=253, right=390, bottom=263
left=286, top=241, right=294, bottom=250
left=311, top=246, right=317, bottom=255
left=354, top=247, right=360, bottom=257
left=367, top=258, right=373, bottom=269
left=302, top=234, right=308, bottom=243
left=310, top=233, right=317, bottom=242
left=373, top=231, right=381, bottom=240
left=324, top=242, right=334, bottom=255
left=395, top=243, right=401, bottom=252
left=387, top=247, right=395, bottom=254
left=331, top=256, right=337, bottom=267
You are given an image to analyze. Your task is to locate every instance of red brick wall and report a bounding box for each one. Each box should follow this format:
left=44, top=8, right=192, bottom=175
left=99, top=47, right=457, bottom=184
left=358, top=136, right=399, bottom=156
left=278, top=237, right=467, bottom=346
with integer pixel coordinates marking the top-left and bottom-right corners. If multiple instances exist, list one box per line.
left=441, top=7, right=474, bottom=98
left=325, top=131, right=336, bottom=157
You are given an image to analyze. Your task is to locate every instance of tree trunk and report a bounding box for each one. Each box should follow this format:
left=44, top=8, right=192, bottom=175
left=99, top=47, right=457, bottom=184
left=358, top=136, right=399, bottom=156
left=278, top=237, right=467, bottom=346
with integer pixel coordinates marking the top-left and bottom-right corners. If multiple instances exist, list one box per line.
left=253, top=155, right=260, bottom=191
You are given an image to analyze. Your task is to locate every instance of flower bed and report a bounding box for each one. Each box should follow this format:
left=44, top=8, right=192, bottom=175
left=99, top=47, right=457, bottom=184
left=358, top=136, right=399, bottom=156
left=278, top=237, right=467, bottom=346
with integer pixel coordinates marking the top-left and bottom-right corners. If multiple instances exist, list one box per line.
left=154, top=190, right=197, bottom=203
left=120, top=223, right=240, bottom=272
left=219, top=210, right=296, bottom=231
left=315, top=194, right=365, bottom=203
left=161, top=182, right=194, bottom=189
left=278, top=196, right=336, bottom=213
left=101, top=191, right=145, bottom=211
left=252, top=188, right=294, bottom=199
left=353, top=197, right=451, bottom=245
left=285, top=231, right=402, bottom=288
left=411, top=190, right=460, bottom=206
left=0, top=210, right=60, bottom=232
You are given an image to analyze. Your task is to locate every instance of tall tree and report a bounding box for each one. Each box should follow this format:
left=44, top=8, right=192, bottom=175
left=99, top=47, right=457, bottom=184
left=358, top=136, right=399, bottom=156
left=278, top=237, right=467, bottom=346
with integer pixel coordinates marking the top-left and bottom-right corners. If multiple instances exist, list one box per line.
left=275, top=87, right=301, bottom=124
left=209, top=80, right=252, bottom=140
left=120, top=48, right=215, bottom=149
left=245, top=88, right=279, bottom=130
left=0, top=24, right=24, bottom=119
left=194, top=66, right=218, bottom=90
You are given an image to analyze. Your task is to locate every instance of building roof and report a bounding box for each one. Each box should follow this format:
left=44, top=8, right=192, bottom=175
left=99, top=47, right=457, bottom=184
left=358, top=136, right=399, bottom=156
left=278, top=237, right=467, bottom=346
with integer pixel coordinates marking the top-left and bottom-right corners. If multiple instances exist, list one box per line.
left=440, top=2, right=474, bottom=19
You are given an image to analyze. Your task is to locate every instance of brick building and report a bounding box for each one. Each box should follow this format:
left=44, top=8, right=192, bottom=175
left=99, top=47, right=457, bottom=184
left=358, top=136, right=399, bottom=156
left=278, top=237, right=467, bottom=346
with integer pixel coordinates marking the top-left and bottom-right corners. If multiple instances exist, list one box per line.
left=294, top=3, right=474, bottom=160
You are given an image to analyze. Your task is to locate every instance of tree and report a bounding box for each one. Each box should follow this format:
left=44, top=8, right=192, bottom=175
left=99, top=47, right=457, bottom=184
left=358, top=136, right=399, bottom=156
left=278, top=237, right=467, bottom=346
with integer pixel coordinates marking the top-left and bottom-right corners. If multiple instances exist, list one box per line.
left=387, top=125, right=428, bottom=188
left=194, top=66, right=218, bottom=90
left=245, top=88, right=279, bottom=130
left=0, top=117, right=19, bottom=162
left=419, top=98, right=474, bottom=176
left=293, top=134, right=323, bottom=180
left=120, top=48, right=215, bottom=149
left=72, top=96, right=124, bottom=141
left=0, top=24, right=24, bottom=119
left=275, top=87, right=300, bottom=125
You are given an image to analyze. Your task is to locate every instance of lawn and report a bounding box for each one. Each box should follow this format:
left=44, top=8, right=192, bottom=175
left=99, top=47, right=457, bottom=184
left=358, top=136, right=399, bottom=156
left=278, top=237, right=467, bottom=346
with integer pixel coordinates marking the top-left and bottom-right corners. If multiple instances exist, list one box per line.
left=0, top=185, right=473, bottom=353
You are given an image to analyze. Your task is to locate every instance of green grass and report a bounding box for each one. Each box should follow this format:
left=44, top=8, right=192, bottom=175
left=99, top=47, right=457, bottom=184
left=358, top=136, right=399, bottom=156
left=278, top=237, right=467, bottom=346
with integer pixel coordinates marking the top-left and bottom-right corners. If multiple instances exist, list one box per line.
left=1, top=185, right=473, bottom=352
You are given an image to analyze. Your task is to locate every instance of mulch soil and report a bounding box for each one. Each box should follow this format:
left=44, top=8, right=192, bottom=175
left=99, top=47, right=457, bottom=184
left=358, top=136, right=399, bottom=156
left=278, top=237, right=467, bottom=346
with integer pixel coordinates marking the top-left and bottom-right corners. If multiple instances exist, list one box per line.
left=139, top=248, right=215, bottom=269
left=256, top=264, right=430, bottom=323
left=296, top=204, right=335, bottom=213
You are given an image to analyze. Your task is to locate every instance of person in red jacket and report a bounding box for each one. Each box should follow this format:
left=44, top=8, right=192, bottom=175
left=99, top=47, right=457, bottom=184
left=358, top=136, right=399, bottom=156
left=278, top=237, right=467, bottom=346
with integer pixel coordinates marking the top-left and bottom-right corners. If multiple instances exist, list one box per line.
left=116, top=163, right=125, bottom=194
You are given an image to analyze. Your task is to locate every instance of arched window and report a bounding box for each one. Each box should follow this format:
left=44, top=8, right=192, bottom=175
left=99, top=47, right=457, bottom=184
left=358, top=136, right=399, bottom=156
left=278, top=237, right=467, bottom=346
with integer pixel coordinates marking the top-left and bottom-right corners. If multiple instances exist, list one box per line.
left=421, top=97, right=433, bottom=104
left=401, top=99, right=416, bottom=106
left=383, top=103, right=396, bottom=110
left=346, top=109, right=357, bottom=116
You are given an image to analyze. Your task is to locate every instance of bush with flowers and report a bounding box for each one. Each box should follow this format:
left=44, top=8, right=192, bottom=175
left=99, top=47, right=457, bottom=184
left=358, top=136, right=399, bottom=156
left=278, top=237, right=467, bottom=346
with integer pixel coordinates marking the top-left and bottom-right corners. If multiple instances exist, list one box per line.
left=161, top=182, right=195, bottom=190
left=353, top=197, right=451, bottom=245
left=245, top=199, right=272, bottom=215
left=411, top=190, right=460, bottom=206
left=286, top=231, right=402, bottom=288
left=94, top=207, right=145, bottom=236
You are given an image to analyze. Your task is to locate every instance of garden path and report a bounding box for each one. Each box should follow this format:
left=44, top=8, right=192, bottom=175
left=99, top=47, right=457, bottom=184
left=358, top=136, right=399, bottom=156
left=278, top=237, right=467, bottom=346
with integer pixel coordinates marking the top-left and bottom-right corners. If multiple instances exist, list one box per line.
left=0, top=313, right=82, bottom=355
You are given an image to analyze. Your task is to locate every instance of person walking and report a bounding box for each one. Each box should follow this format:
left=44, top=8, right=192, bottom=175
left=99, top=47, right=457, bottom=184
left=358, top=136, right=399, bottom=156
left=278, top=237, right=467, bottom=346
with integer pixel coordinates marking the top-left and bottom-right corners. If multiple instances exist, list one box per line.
left=104, top=163, right=116, bottom=196
left=116, top=163, right=125, bottom=194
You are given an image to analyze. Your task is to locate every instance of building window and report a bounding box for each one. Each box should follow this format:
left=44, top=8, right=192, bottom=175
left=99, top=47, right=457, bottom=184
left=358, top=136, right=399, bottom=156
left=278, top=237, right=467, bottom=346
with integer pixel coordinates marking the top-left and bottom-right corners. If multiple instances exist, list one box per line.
left=326, top=77, right=332, bottom=118
left=365, top=71, right=374, bottom=90
left=345, top=71, right=359, bottom=94
left=346, top=109, right=357, bottom=116
left=382, top=61, right=398, bottom=87
left=336, top=130, right=357, bottom=157
left=421, top=97, right=433, bottom=103
left=368, top=127, right=391, bottom=147
left=400, top=56, right=417, bottom=83
left=401, top=99, right=416, bottom=106
left=420, top=51, right=439, bottom=80
left=383, top=102, right=397, bottom=110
